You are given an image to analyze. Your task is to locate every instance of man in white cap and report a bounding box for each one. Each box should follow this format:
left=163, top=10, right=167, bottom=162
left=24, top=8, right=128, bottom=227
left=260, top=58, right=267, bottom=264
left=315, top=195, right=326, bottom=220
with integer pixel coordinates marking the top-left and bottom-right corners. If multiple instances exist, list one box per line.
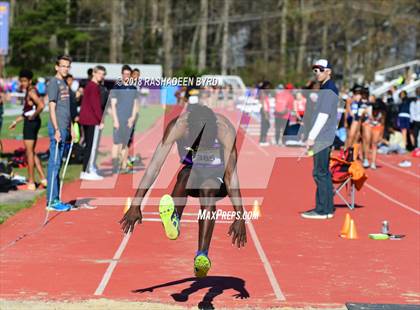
left=301, top=59, right=339, bottom=219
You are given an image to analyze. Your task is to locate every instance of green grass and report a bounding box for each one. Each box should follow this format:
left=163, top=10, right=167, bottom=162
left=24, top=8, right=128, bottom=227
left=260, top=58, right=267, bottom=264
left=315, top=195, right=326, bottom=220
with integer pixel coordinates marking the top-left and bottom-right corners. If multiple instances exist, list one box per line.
left=0, top=105, right=165, bottom=224
left=0, top=199, right=37, bottom=224
left=102, top=105, right=165, bottom=136
left=0, top=163, right=83, bottom=225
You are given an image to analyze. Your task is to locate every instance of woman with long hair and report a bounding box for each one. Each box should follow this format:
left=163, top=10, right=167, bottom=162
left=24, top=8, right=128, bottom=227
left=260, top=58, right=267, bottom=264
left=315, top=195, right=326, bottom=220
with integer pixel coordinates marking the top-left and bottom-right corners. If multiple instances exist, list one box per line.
left=345, top=88, right=363, bottom=149
left=9, top=69, right=46, bottom=190
left=362, top=95, right=385, bottom=169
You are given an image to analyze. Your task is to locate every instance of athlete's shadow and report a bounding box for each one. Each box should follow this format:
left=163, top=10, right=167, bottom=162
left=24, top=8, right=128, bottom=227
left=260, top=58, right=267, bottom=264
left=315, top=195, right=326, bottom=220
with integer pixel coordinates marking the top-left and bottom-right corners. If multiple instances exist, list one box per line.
left=133, top=276, right=250, bottom=309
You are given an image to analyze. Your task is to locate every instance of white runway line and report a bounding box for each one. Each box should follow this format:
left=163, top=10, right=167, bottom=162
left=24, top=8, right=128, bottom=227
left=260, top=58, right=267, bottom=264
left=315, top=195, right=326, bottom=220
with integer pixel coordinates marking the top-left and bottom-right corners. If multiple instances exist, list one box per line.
left=365, top=183, right=420, bottom=216
left=94, top=232, right=131, bottom=296
left=94, top=196, right=148, bottom=296
left=142, top=217, right=232, bottom=224
left=246, top=218, right=286, bottom=301
left=376, top=158, right=420, bottom=179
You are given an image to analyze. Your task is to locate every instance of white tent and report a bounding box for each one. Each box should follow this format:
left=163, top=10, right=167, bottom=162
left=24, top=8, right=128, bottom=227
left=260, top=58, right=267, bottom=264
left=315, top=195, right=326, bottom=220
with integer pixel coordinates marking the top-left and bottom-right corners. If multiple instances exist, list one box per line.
left=69, top=62, right=162, bottom=80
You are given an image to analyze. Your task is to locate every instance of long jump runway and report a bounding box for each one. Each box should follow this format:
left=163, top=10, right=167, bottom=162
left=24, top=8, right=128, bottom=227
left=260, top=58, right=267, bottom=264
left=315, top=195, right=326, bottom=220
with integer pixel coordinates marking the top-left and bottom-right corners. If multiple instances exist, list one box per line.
left=0, top=108, right=419, bottom=309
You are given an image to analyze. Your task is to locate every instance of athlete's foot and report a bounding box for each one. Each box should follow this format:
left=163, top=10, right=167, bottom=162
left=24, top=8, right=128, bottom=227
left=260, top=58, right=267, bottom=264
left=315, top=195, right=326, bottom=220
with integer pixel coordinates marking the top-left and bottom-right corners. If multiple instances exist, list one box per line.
left=159, top=194, right=180, bottom=240
left=363, top=158, right=369, bottom=168
left=194, top=251, right=211, bottom=278
left=27, top=182, right=36, bottom=191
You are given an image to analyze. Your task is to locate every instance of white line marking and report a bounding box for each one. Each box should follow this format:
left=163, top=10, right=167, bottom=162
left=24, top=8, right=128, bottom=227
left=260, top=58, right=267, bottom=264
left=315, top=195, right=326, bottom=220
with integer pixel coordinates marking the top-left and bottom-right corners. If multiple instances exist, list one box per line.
left=245, top=209, right=286, bottom=300
left=365, top=183, right=420, bottom=215
left=143, top=211, right=198, bottom=216
left=94, top=232, right=131, bottom=295
left=142, top=217, right=232, bottom=224
left=94, top=196, right=148, bottom=296
left=376, top=158, right=420, bottom=179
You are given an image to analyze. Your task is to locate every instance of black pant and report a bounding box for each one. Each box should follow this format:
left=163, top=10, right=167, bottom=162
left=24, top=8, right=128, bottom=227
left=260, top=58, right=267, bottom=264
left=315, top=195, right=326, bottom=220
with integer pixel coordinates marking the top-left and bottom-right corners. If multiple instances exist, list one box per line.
left=313, top=147, right=334, bottom=214
left=412, top=121, right=420, bottom=148
left=82, top=125, right=96, bottom=172
left=260, top=109, right=270, bottom=143
left=274, top=116, right=287, bottom=144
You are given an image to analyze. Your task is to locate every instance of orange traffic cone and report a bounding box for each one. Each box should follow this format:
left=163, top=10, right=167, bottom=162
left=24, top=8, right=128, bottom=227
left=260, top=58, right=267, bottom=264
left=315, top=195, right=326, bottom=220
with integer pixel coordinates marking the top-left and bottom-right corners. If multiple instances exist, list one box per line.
left=123, top=197, right=131, bottom=214
left=346, top=219, right=359, bottom=239
left=340, top=213, right=351, bottom=238
left=252, top=200, right=261, bottom=218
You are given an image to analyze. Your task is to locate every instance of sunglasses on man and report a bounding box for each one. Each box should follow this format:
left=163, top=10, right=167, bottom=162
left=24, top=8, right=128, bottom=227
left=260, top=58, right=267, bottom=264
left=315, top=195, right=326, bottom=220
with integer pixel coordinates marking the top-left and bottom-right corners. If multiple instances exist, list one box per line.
left=312, top=67, right=326, bottom=74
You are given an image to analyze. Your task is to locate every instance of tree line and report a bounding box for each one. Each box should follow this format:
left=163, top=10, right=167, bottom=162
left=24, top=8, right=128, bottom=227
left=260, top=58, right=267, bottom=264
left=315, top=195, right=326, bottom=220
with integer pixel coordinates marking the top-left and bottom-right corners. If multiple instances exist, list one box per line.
left=5, top=0, right=419, bottom=86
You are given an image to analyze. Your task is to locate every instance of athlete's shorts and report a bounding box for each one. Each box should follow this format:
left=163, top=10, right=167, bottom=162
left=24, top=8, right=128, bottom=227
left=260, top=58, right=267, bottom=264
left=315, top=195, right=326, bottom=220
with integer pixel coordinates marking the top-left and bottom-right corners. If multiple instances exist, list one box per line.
left=23, top=118, right=41, bottom=140
left=113, top=125, right=132, bottom=145
left=180, top=165, right=228, bottom=199
left=371, top=125, right=384, bottom=132
left=398, top=117, right=410, bottom=130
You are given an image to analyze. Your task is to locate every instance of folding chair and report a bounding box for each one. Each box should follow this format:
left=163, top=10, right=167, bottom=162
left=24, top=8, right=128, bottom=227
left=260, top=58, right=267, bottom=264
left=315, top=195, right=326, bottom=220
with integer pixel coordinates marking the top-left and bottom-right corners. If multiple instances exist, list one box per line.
left=330, top=156, right=356, bottom=209
left=330, top=147, right=367, bottom=210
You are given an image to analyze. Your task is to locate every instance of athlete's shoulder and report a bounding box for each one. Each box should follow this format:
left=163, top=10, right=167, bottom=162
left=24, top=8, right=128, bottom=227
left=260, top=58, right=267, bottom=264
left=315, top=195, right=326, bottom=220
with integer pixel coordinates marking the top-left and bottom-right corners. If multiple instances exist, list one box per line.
left=215, top=113, right=236, bottom=143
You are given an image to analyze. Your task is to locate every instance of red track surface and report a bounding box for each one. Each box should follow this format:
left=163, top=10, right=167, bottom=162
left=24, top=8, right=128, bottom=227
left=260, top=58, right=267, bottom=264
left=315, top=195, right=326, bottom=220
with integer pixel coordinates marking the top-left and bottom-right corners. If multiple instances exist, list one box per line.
left=1, top=109, right=419, bottom=308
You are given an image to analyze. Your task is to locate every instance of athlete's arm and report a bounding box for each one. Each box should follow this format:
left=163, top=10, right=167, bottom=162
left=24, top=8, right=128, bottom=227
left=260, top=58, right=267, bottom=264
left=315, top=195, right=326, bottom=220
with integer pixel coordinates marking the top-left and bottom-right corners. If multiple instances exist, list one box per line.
left=221, top=129, right=243, bottom=213
left=218, top=117, right=247, bottom=248
left=28, top=89, right=45, bottom=119
left=110, top=97, right=119, bottom=128
left=120, top=117, right=186, bottom=233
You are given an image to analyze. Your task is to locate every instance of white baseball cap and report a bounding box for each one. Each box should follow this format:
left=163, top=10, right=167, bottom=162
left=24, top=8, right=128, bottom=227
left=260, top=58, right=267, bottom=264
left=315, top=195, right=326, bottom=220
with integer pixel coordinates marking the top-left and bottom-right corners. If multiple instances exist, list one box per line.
left=312, top=59, right=332, bottom=70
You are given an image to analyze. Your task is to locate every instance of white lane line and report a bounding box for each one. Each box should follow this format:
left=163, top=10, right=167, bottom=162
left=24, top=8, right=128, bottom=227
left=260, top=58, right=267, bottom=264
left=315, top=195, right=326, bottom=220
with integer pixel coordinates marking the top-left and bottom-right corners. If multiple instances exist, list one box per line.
left=142, top=218, right=232, bottom=224
left=376, top=158, right=420, bottom=179
left=94, top=232, right=131, bottom=296
left=244, top=209, right=286, bottom=301
left=365, top=183, right=420, bottom=216
left=94, top=196, right=148, bottom=296
left=247, top=221, right=285, bottom=300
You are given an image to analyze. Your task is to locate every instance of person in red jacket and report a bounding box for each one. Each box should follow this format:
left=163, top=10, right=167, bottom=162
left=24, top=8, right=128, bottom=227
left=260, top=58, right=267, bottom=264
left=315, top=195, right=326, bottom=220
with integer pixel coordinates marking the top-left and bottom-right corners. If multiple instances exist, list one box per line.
left=78, top=65, right=106, bottom=181
left=274, top=84, right=294, bottom=145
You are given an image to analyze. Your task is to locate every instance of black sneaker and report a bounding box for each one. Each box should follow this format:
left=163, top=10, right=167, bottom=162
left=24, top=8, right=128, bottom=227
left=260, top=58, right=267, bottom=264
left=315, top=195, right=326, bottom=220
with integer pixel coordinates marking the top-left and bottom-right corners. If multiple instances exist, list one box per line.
left=301, top=209, right=334, bottom=219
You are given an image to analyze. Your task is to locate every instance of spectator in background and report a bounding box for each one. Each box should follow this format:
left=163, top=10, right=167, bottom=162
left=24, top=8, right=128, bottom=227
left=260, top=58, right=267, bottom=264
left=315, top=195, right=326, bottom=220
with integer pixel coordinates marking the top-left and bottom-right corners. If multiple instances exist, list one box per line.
left=45, top=55, right=75, bottom=211
left=65, top=74, right=80, bottom=123
left=259, top=81, right=271, bottom=146
left=79, top=65, right=106, bottom=181
left=378, top=126, right=406, bottom=154
left=87, top=68, right=93, bottom=81
left=301, top=59, right=338, bottom=220
left=398, top=91, right=412, bottom=151
left=410, top=87, right=420, bottom=149
left=132, top=68, right=140, bottom=81
left=9, top=69, right=47, bottom=190
left=274, top=84, right=294, bottom=146
left=294, top=91, right=307, bottom=122
left=110, top=65, right=139, bottom=174
left=361, top=97, right=385, bottom=169
left=345, top=87, right=362, bottom=149
left=36, top=77, right=46, bottom=99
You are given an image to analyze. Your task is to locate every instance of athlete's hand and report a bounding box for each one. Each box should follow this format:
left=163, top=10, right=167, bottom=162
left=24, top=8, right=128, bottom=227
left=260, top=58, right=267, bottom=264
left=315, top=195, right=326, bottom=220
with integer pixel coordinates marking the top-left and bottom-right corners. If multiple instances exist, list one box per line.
left=8, top=121, right=17, bottom=130
left=120, top=205, right=142, bottom=234
left=228, top=218, right=247, bottom=248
